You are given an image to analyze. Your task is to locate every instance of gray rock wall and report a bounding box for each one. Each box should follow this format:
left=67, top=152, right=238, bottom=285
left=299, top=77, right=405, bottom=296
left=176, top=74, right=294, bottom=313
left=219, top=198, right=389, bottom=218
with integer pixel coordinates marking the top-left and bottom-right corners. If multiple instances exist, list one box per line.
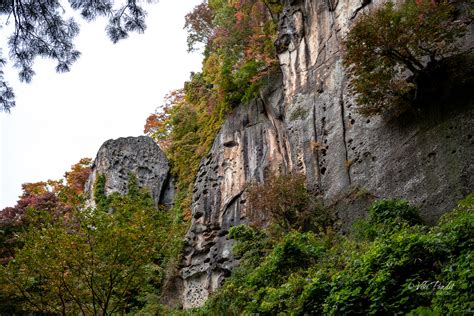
left=181, top=0, right=474, bottom=308
left=85, top=136, right=174, bottom=207
left=277, top=0, right=474, bottom=223
left=181, top=83, right=289, bottom=308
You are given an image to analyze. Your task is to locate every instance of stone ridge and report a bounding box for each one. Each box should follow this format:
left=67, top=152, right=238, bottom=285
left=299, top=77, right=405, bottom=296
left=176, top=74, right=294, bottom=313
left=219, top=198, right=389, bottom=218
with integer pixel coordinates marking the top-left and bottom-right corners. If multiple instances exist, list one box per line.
left=276, top=0, right=473, bottom=223
left=84, top=136, right=174, bottom=207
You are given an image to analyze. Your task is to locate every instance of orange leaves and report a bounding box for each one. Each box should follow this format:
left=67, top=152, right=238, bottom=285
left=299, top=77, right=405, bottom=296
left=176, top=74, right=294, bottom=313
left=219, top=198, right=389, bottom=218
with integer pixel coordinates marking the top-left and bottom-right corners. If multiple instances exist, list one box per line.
left=144, top=113, right=160, bottom=135
left=144, top=89, right=185, bottom=151
left=20, top=182, right=50, bottom=198
left=64, top=158, right=92, bottom=195
left=235, top=11, right=245, bottom=25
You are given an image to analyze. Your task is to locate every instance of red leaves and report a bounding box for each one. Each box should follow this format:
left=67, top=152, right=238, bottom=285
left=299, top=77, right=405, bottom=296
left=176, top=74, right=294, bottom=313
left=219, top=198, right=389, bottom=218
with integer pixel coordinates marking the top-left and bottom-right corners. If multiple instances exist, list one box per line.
left=184, top=2, right=214, bottom=52
left=144, top=90, right=185, bottom=150
left=1, top=157, right=93, bottom=258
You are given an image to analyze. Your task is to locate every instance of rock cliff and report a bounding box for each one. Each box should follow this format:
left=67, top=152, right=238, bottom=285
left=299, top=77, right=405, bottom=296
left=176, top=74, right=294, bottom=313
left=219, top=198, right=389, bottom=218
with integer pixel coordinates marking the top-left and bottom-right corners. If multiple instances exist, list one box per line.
left=181, top=80, right=290, bottom=308
left=180, top=0, right=474, bottom=308
left=85, top=136, right=174, bottom=207
left=82, top=1, right=473, bottom=309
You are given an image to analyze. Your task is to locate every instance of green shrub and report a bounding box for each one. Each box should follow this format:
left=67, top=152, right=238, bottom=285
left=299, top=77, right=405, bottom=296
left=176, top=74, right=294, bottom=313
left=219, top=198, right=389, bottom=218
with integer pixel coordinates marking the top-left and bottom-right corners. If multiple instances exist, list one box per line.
left=247, top=232, right=325, bottom=288
left=324, top=195, right=473, bottom=315
left=368, top=198, right=422, bottom=226
left=352, top=199, right=422, bottom=241
left=94, top=173, right=109, bottom=211
left=228, top=225, right=271, bottom=268
left=196, top=195, right=473, bottom=315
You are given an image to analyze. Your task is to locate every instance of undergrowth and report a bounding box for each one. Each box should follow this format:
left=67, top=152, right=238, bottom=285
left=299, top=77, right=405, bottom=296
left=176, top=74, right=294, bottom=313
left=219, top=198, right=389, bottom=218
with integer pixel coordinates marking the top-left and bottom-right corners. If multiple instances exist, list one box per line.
left=191, top=194, right=474, bottom=315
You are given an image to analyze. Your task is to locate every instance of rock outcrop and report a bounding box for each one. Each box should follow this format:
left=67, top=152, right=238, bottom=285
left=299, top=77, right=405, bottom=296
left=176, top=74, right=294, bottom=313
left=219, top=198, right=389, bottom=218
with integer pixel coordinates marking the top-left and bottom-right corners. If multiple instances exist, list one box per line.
left=85, top=136, right=174, bottom=207
left=181, top=81, right=290, bottom=308
left=180, top=0, right=474, bottom=308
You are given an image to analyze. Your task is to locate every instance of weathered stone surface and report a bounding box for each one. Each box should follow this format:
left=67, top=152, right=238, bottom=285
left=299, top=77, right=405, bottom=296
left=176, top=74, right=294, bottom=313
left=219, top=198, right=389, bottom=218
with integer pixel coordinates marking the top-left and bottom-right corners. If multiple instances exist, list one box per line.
left=277, top=0, right=474, bottom=224
left=181, top=81, right=290, bottom=309
left=181, top=0, right=474, bottom=307
left=84, top=136, right=174, bottom=206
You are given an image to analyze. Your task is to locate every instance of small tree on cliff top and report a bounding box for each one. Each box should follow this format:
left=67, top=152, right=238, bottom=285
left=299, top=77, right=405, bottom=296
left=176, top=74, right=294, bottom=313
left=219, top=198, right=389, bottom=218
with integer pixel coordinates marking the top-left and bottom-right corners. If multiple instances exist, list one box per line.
left=343, top=0, right=469, bottom=117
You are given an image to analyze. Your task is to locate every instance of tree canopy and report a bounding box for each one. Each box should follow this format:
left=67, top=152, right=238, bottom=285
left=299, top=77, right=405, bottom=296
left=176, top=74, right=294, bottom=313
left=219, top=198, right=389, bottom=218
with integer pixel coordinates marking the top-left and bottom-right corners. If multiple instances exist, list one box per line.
left=0, top=164, right=185, bottom=314
left=343, top=0, right=469, bottom=117
left=0, top=0, right=154, bottom=113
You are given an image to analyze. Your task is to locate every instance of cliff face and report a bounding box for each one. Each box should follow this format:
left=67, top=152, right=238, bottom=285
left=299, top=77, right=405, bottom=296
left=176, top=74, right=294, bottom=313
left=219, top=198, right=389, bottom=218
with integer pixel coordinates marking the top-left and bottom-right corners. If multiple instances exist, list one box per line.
left=276, top=0, right=474, bottom=222
left=181, top=0, right=474, bottom=308
left=84, top=136, right=174, bottom=207
left=83, top=1, right=473, bottom=309
left=181, top=80, right=290, bottom=308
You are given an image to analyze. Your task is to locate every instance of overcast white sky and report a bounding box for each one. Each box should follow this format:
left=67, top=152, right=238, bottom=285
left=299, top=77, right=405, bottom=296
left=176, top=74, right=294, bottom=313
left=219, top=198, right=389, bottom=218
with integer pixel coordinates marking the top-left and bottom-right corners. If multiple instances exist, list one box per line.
left=0, top=0, right=203, bottom=208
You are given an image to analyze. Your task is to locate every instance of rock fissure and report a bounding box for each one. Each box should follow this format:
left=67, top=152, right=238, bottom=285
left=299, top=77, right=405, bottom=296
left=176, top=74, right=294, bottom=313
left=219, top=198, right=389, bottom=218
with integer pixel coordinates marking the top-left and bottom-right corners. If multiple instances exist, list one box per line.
left=339, top=79, right=352, bottom=185
left=312, top=98, right=323, bottom=191
left=350, top=0, right=372, bottom=20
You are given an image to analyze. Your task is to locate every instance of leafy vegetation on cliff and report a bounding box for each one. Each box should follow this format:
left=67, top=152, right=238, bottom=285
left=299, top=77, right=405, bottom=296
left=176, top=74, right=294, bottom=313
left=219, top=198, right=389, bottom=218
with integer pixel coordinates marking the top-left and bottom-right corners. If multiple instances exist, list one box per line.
left=2, top=0, right=472, bottom=314
left=194, top=194, right=474, bottom=315
left=343, top=0, right=470, bottom=116
left=144, top=0, right=281, bottom=219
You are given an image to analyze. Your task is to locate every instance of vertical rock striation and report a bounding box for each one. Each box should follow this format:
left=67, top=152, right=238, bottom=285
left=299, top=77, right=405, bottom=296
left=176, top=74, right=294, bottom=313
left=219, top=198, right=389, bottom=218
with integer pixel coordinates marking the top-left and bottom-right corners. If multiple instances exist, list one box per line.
left=276, top=0, right=473, bottom=223
left=181, top=81, right=290, bottom=308
left=181, top=0, right=473, bottom=307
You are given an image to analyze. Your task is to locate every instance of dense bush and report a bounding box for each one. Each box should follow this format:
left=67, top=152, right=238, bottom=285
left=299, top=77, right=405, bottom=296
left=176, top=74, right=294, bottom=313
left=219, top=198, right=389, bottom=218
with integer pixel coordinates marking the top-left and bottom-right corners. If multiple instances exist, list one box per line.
left=343, top=0, right=469, bottom=116
left=195, top=195, right=474, bottom=315
left=247, top=173, right=331, bottom=233
left=195, top=229, right=326, bottom=315
left=353, top=198, right=422, bottom=241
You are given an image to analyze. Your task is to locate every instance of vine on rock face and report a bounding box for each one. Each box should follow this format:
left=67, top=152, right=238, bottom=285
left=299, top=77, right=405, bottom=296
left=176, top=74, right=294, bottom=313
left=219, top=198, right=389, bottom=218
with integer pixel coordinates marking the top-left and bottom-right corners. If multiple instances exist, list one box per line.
left=343, top=0, right=469, bottom=117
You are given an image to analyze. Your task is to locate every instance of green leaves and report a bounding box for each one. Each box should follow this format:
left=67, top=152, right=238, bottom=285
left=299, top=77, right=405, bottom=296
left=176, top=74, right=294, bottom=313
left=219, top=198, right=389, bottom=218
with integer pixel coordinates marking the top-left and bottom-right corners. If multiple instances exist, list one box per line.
left=0, top=174, right=179, bottom=314
left=368, top=198, right=422, bottom=227
left=196, top=196, right=474, bottom=315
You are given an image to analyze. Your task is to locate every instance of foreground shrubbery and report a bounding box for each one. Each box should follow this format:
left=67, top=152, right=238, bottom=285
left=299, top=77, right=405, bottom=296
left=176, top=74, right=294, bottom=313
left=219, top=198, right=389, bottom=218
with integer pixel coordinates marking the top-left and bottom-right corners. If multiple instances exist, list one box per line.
left=194, top=194, right=474, bottom=315
left=0, top=173, right=184, bottom=315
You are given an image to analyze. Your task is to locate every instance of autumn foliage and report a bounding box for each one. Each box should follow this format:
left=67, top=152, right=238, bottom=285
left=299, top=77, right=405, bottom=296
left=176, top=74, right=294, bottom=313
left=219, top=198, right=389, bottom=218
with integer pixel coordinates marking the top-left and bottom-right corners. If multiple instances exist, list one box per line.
left=0, top=158, right=92, bottom=265
left=145, top=0, right=281, bottom=215
left=247, top=173, right=331, bottom=233
left=64, top=157, right=92, bottom=195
